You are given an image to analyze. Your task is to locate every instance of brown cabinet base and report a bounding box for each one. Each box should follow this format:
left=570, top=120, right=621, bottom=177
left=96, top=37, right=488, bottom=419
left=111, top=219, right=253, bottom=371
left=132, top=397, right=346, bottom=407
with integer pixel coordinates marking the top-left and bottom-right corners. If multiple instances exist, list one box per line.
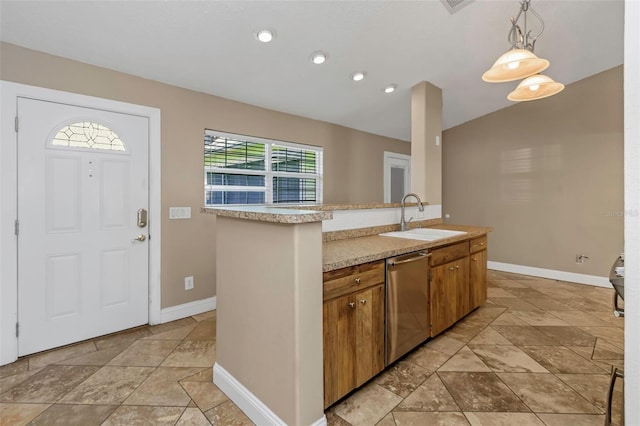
left=323, top=233, right=489, bottom=408
left=323, top=262, right=384, bottom=408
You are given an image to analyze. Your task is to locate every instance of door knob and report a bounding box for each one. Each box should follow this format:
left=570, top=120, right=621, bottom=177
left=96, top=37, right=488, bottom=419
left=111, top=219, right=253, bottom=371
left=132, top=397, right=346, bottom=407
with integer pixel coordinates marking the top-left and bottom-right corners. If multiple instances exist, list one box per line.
left=132, top=234, right=147, bottom=242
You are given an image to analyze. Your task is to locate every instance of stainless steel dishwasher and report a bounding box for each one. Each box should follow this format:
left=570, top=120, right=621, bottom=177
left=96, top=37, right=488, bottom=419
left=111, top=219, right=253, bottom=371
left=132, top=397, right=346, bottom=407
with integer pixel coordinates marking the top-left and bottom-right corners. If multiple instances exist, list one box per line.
left=386, top=251, right=431, bottom=365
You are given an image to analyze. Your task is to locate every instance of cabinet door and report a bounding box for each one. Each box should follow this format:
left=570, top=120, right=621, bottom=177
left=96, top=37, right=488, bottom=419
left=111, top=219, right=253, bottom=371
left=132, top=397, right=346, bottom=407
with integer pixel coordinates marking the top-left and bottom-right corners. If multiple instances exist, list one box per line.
left=469, top=249, right=487, bottom=310
left=355, top=284, right=384, bottom=387
left=431, top=257, right=469, bottom=336
left=323, top=294, right=356, bottom=408
left=430, top=262, right=458, bottom=336
left=455, top=257, right=470, bottom=318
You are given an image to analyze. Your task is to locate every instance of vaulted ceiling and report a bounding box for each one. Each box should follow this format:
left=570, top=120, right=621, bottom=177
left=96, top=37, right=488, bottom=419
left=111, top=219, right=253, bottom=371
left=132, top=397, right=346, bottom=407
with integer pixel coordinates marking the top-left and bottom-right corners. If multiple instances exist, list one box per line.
left=0, top=0, right=624, bottom=141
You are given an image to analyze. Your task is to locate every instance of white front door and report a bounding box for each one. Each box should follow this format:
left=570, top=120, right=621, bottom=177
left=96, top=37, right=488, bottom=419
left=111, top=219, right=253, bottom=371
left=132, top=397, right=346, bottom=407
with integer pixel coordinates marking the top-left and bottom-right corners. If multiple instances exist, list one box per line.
left=17, top=97, right=150, bottom=356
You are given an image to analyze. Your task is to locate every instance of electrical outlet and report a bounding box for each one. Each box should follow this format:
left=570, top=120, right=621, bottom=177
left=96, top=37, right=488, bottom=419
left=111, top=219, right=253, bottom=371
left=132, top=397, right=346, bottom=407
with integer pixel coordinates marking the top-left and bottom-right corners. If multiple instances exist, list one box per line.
left=576, top=254, right=589, bottom=264
left=184, top=276, right=194, bottom=290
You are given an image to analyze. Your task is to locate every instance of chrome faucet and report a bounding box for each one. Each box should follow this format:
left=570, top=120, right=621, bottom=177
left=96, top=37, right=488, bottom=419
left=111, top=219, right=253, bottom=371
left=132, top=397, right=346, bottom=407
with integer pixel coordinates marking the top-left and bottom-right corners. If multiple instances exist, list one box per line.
left=400, top=193, right=425, bottom=231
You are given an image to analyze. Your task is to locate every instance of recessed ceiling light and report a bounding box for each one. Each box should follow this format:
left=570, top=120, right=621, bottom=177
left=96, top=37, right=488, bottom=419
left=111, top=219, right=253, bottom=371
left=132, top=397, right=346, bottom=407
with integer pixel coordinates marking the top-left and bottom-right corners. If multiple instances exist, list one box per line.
left=311, top=51, right=327, bottom=65
left=351, top=72, right=366, bottom=82
left=384, top=84, right=398, bottom=94
left=256, top=29, right=275, bottom=43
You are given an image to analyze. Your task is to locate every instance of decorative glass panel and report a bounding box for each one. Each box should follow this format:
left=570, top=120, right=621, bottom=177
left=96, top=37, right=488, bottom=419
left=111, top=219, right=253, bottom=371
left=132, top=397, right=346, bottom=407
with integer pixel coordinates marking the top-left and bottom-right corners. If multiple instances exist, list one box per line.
left=52, top=122, right=125, bottom=151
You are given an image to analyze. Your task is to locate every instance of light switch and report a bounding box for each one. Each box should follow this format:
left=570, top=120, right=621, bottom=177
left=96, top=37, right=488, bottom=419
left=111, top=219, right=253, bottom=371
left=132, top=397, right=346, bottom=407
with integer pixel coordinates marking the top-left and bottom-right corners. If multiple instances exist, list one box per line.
left=169, top=207, right=191, bottom=219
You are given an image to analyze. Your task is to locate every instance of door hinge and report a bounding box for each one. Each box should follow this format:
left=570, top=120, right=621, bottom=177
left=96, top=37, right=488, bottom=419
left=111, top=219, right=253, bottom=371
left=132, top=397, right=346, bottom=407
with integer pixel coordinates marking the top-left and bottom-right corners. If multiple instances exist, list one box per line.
left=15, top=116, right=19, bottom=133
left=14, top=219, right=19, bottom=236
left=15, top=322, right=19, bottom=338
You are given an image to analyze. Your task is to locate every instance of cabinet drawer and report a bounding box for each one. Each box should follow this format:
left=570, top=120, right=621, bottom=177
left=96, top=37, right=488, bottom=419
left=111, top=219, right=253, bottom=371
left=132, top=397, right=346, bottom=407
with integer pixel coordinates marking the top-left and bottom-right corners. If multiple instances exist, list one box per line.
left=470, top=235, right=487, bottom=253
left=430, top=241, right=469, bottom=266
left=323, top=260, right=385, bottom=301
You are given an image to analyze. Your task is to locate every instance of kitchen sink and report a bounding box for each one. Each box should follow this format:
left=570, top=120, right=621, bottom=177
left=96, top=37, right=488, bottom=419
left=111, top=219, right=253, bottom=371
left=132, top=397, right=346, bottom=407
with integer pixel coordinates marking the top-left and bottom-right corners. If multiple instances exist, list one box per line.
left=379, top=228, right=467, bottom=241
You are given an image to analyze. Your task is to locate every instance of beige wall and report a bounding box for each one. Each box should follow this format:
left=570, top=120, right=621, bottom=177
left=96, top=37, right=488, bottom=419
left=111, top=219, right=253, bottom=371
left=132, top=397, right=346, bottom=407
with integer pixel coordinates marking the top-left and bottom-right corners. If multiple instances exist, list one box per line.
left=443, top=66, right=624, bottom=276
left=0, top=42, right=409, bottom=309
left=215, top=217, right=323, bottom=425
left=411, top=81, right=443, bottom=204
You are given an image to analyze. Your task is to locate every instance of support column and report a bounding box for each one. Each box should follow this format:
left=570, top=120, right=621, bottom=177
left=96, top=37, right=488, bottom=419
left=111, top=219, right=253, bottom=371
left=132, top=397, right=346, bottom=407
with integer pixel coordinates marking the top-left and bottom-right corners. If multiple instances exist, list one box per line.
left=410, top=81, right=443, bottom=206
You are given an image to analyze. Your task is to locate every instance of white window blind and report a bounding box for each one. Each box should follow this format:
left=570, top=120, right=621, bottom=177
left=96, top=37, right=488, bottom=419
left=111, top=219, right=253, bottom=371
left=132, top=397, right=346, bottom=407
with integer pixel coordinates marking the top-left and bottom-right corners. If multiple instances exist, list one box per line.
left=204, top=130, right=323, bottom=206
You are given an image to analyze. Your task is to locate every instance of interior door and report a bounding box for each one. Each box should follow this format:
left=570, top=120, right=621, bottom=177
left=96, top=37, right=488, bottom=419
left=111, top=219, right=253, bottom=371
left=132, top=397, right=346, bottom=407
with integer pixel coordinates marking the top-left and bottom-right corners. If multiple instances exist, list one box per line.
left=384, top=152, right=411, bottom=203
left=17, top=97, right=149, bottom=356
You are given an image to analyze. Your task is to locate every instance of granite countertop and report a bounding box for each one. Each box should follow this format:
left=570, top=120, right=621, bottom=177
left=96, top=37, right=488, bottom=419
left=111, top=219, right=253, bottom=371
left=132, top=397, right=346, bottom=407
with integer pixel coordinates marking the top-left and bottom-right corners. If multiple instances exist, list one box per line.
left=201, top=206, right=332, bottom=224
left=323, top=224, right=492, bottom=272
left=285, top=202, right=424, bottom=211
left=202, top=202, right=422, bottom=222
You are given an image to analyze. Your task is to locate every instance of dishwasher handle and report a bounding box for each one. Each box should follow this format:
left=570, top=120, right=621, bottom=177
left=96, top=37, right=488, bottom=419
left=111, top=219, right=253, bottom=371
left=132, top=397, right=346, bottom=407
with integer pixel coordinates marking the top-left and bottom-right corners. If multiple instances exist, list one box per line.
left=388, top=252, right=430, bottom=267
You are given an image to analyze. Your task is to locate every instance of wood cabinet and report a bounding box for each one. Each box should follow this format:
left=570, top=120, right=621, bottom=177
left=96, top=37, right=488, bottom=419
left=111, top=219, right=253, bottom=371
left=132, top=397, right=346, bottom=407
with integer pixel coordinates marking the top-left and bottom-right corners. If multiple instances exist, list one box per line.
left=469, top=236, right=488, bottom=310
left=322, top=261, right=385, bottom=408
left=430, top=242, right=470, bottom=336
left=322, top=232, right=489, bottom=407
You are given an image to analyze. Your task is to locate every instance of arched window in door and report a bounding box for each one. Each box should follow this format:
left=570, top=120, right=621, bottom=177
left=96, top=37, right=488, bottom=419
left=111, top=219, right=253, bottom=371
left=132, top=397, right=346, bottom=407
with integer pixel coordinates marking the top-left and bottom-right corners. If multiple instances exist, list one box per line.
left=51, top=122, right=125, bottom=152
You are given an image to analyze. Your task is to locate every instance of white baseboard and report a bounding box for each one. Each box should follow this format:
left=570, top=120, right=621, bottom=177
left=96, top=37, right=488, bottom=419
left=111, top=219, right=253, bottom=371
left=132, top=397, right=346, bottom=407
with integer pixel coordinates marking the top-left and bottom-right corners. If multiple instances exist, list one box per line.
left=213, top=363, right=326, bottom=426
left=159, top=296, right=216, bottom=324
left=488, top=261, right=610, bottom=288
left=310, top=415, right=328, bottom=426
left=213, top=363, right=286, bottom=425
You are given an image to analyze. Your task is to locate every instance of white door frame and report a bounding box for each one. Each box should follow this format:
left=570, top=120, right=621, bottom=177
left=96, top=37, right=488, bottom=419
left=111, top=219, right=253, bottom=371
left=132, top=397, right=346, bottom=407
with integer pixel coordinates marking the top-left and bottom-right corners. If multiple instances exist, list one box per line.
left=0, top=81, right=162, bottom=365
left=383, top=151, right=411, bottom=203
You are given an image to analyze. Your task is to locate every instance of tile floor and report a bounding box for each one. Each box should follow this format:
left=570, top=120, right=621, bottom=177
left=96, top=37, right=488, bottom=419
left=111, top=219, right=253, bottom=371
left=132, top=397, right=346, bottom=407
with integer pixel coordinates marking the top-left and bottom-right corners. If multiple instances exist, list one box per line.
left=0, top=270, right=624, bottom=425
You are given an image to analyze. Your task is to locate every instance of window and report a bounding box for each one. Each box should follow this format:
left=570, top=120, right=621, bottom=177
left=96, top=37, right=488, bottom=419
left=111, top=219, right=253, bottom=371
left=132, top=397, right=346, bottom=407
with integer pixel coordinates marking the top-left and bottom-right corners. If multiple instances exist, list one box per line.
left=204, top=130, right=323, bottom=206
left=51, top=122, right=126, bottom=152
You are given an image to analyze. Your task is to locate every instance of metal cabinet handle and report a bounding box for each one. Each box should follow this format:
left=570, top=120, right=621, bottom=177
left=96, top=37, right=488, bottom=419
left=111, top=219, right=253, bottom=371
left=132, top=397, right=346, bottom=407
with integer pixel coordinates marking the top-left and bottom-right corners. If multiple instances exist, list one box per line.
left=355, top=277, right=361, bottom=284
left=360, top=299, right=367, bottom=305
left=455, top=265, right=460, bottom=269
left=448, top=266, right=455, bottom=271
left=388, top=252, right=430, bottom=267
left=348, top=301, right=356, bottom=309
left=472, top=257, right=477, bottom=262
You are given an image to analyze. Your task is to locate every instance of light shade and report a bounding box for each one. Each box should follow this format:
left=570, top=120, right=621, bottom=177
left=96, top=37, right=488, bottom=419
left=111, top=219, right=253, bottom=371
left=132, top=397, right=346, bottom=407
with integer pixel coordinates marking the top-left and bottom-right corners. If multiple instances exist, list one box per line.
left=507, top=74, right=565, bottom=102
left=482, top=49, right=550, bottom=83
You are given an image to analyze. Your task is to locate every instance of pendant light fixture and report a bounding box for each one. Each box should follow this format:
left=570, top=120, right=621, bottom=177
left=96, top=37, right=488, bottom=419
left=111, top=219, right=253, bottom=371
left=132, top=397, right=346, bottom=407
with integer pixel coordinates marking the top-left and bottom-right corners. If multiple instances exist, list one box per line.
left=507, top=74, right=565, bottom=101
left=483, top=0, right=564, bottom=101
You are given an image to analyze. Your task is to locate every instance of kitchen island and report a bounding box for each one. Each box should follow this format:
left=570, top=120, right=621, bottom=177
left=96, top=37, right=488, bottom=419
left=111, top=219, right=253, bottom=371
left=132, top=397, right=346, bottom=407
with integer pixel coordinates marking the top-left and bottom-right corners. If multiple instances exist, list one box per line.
left=207, top=204, right=490, bottom=425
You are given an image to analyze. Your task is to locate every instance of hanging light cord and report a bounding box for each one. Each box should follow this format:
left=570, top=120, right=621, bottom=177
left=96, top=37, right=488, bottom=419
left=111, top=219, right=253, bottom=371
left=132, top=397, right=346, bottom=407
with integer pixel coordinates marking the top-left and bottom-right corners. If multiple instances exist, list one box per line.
left=508, top=0, right=545, bottom=52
